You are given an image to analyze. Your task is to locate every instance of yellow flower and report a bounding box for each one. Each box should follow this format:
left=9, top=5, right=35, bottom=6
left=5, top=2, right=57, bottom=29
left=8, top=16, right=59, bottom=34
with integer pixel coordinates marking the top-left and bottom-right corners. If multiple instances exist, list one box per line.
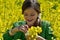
left=26, top=26, right=42, bottom=40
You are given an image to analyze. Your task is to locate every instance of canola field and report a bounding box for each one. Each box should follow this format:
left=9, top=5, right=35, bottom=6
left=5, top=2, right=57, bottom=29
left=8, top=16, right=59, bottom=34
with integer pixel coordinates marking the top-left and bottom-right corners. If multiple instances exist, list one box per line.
left=0, top=0, right=60, bottom=40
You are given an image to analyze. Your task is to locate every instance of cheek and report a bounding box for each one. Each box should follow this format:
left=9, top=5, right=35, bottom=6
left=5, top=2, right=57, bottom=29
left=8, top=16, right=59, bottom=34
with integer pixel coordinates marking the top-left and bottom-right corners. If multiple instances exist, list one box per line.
left=33, top=16, right=38, bottom=20
left=24, top=16, right=27, bottom=20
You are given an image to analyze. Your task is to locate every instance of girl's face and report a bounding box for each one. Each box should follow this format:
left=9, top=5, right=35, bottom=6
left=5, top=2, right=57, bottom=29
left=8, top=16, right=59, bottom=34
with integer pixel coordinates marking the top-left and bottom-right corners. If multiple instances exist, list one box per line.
left=24, top=7, right=38, bottom=26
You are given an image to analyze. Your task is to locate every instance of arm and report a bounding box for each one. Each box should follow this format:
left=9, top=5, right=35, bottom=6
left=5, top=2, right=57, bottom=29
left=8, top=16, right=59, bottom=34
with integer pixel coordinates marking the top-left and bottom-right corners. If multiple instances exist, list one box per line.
left=3, top=21, right=27, bottom=40
left=3, top=30, right=14, bottom=40
left=3, top=29, right=26, bottom=40
left=3, top=21, right=20, bottom=40
left=45, top=21, right=55, bottom=40
left=36, top=35, right=46, bottom=40
left=38, top=21, right=55, bottom=40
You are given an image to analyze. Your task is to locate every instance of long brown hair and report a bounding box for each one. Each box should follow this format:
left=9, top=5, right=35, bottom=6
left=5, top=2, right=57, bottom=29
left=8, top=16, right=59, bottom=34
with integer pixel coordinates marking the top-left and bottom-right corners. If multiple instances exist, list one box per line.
left=22, top=0, right=40, bottom=14
left=22, top=0, right=41, bottom=27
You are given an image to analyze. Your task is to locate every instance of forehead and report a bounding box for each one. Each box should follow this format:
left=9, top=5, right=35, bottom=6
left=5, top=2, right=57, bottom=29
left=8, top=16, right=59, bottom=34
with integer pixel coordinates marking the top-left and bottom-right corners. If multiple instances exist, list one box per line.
left=24, top=7, right=37, bottom=14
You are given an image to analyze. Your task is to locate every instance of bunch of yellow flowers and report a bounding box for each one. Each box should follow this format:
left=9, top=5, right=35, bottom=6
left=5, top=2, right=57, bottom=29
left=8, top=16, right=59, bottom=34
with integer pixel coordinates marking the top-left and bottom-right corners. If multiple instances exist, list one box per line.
left=25, top=26, right=42, bottom=40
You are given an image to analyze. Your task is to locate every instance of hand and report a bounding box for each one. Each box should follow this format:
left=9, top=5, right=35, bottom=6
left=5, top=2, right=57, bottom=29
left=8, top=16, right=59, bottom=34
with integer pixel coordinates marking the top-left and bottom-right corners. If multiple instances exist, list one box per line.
left=9, top=27, right=19, bottom=36
left=36, top=36, right=46, bottom=40
left=18, top=25, right=29, bottom=33
left=9, top=25, right=29, bottom=36
left=26, top=35, right=45, bottom=40
left=25, top=35, right=30, bottom=40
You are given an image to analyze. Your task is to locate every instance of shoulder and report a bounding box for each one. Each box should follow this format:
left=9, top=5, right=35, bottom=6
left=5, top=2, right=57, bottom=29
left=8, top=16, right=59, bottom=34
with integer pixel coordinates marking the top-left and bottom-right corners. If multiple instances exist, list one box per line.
left=40, top=20, right=51, bottom=32
left=41, top=20, right=51, bottom=27
left=41, top=20, right=53, bottom=34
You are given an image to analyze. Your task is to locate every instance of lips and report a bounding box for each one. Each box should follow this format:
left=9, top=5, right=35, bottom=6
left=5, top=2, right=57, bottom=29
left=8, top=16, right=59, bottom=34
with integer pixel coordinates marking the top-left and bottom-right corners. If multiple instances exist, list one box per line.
left=27, top=19, right=33, bottom=22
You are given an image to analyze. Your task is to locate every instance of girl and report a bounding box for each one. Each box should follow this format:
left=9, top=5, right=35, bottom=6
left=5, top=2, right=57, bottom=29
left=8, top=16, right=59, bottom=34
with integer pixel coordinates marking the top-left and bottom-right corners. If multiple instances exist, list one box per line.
left=3, top=0, right=55, bottom=40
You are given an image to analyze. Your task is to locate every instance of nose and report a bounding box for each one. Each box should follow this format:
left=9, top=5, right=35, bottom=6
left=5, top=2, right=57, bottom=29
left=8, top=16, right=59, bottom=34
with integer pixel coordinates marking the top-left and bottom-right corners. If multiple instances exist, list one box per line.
left=27, top=16, right=32, bottom=20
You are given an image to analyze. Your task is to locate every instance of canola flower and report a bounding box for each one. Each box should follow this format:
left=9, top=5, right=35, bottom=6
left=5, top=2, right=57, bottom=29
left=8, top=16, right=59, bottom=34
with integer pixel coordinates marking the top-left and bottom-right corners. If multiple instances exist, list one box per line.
left=25, top=26, right=42, bottom=40
left=0, top=0, right=60, bottom=40
left=52, top=22, right=60, bottom=40
left=50, top=14, right=60, bottom=40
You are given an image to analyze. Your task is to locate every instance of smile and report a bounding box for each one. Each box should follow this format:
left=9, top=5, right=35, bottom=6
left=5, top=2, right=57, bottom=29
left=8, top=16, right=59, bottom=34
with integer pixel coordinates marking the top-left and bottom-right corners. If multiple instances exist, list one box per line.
left=27, top=19, right=33, bottom=22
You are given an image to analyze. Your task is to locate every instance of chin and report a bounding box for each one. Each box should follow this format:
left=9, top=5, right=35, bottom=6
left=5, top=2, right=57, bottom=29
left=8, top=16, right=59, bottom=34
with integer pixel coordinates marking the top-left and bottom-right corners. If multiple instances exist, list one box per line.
left=27, top=23, right=34, bottom=26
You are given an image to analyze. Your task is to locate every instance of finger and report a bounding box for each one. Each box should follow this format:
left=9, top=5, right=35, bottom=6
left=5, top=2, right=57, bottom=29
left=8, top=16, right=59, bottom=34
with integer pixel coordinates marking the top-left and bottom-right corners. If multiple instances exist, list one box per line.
left=19, top=26, right=27, bottom=33
left=18, top=26, right=25, bottom=30
left=22, top=26, right=27, bottom=33
left=36, top=36, right=46, bottom=40
left=18, top=25, right=28, bottom=33
left=20, top=28, right=25, bottom=33
left=24, top=25, right=29, bottom=30
left=22, top=25, right=28, bottom=31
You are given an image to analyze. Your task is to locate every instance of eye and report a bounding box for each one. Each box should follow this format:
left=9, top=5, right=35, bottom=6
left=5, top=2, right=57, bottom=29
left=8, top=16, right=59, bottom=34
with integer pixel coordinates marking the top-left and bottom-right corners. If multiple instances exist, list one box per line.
left=24, top=14, right=28, bottom=16
left=31, top=14, right=35, bottom=16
